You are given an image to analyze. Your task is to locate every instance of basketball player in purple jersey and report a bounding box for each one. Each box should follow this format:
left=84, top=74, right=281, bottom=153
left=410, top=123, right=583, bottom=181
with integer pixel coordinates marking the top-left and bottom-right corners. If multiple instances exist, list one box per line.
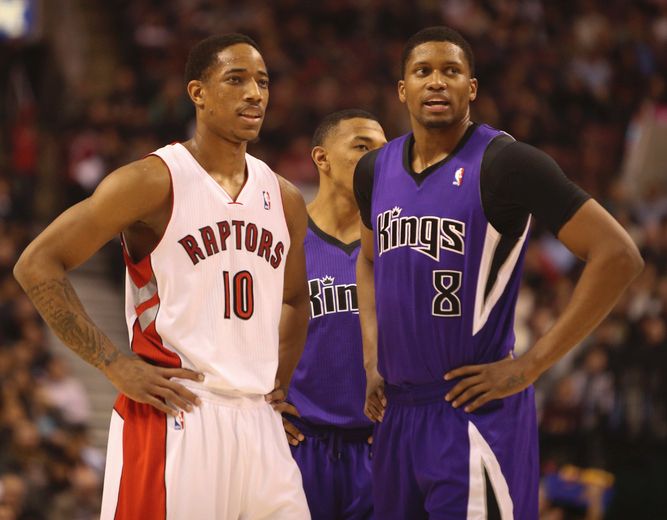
left=275, top=110, right=386, bottom=519
left=354, top=27, right=643, bottom=519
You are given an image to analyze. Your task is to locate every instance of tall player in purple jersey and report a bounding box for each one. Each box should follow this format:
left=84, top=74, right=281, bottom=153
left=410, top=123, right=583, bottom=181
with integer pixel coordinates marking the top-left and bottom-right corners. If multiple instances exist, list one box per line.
left=353, top=27, right=643, bottom=519
left=275, top=110, right=386, bottom=519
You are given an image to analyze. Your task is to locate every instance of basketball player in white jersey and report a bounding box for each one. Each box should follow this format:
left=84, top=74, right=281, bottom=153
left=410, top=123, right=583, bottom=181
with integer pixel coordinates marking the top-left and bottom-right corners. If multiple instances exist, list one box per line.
left=14, top=34, right=311, bottom=519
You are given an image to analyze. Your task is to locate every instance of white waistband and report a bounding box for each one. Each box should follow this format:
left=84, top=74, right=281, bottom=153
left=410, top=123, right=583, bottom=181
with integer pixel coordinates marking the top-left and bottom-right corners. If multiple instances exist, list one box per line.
left=176, top=380, right=268, bottom=408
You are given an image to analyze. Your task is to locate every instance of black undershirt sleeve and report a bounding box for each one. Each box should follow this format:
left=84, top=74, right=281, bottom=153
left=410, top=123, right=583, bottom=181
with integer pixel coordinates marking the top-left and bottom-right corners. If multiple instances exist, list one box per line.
left=481, top=138, right=591, bottom=238
left=353, top=149, right=381, bottom=230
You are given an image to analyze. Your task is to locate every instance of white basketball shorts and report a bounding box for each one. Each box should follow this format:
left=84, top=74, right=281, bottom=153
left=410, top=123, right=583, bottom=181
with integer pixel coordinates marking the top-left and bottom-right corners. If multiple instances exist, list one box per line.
left=100, top=383, right=310, bottom=519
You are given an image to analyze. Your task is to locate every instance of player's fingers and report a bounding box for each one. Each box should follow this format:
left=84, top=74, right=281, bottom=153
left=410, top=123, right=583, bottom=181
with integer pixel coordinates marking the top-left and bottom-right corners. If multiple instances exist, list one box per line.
left=283, top=402, right=300, bottom=416
left=464, top=392, right=493, bottom=413
left=159, top=367, right=205, bottom=383
left=365, top=399, right=384, bottom=422
left=286, top=431, right=301, bottom=446
left=364, top=407, right=380, bottom=422
left=450, top=384, right=485, bottom=409
left=265, top=388, right=285, bottom=404
left=159, top=379, right=202, bottom=407
left=368, top=393, right=384, bottom=410
left=271, top=401, right=289, bottom=413
left=444, top=364, right=482, bottom=381
left=152, top=385, right=194, bottom=412
left=444, top=376, right=484, bottom=402
left=283, top=420, right=304, bottom=442
left=145, top=394, right=178, bottom=416
left=375, top=388, right=387, bottom=407
left=272, top=401, right=300, bottom=417
left=364, top=403, right=378, bottom=422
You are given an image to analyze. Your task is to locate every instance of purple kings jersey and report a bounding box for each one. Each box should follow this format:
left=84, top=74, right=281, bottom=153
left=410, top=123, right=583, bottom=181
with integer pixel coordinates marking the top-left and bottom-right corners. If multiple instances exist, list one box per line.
left=287, top=221, right=371, bottom=428
left=371, top=124, right=530, bottom=386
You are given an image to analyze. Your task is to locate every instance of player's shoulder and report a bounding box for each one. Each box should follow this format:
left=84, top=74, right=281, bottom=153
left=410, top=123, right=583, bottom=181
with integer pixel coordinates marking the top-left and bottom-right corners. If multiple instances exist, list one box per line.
left=274, top=173, right=305, bottom=206
left=485, top=134, right=556, bottom=168
left=85, top=153, right=172, bottom=223
left=102, top=154, right=171, bottom=194
left=272, top=172, right=307, bottom=239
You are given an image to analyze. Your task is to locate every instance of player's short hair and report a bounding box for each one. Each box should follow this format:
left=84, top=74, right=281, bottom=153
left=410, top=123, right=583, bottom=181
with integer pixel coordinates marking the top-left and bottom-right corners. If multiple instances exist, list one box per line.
left=401, top=26, right=475, bottom=78
left=311, top=109, right=380, bottom=148
left=185, top=33, right=261, bottom=84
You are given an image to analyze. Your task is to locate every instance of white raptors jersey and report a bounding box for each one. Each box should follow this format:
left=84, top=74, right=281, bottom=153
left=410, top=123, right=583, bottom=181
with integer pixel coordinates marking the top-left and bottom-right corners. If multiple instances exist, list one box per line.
left=122, top=143, right=290, bottom=395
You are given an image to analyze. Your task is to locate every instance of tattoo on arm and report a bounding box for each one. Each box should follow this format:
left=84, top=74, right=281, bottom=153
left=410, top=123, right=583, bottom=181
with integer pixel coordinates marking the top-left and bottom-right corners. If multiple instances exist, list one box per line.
left=26, top=277, right=120, bottom=369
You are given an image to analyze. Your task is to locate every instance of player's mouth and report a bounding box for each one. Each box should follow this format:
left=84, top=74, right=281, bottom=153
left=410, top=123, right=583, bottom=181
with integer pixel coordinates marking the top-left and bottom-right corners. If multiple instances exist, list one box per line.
left=239, top=112, right=263, bottom=123
left=422, top=99, right=451, bottom=112
left=238, top=106, right=264, bottom=123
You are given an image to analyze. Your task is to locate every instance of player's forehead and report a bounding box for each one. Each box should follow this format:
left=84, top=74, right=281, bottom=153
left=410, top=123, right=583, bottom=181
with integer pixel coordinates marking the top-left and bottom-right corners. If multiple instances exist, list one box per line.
left=211, top=43, right=267, bottom=75
left=406, top=41, right=468, bottom=70
left=331, top=118, right=386, bottom=144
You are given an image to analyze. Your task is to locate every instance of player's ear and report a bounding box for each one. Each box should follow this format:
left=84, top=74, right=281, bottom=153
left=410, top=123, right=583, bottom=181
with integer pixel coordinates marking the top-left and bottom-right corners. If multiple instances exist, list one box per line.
left=398, top=80, right=406, bottom=104
left=187, top=80, right=205, bottom=109
left=469, top=78, right=478, bottom=102
left=311, top=146, right=330, bottom=174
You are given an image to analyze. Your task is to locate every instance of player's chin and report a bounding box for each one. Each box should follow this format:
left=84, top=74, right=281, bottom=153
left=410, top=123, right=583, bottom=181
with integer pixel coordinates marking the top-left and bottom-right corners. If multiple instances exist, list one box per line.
left=421, top=115, right=454, bottom=129
left=233, top=126, right=263, bottom=143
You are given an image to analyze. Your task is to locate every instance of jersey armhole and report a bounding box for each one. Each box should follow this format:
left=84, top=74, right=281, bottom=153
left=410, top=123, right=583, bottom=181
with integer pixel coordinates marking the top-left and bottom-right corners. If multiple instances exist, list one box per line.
left=121, top=153, right=175, bottom=265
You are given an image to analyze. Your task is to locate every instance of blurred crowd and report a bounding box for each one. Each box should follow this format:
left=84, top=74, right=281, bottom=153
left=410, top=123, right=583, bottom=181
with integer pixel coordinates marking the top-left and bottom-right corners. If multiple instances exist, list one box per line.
left=0, top=219, right=103, bottom=519
left=1, top=0, right=667, bottom=518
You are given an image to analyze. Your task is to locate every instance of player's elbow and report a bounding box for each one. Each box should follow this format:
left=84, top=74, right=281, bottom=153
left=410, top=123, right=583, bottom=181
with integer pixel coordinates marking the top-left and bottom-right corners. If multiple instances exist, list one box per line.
left=607, top=240, right=644, bottom=282
left=14, top=245, right=38, bottom=289
left=13, top=242, right=56, bottom=290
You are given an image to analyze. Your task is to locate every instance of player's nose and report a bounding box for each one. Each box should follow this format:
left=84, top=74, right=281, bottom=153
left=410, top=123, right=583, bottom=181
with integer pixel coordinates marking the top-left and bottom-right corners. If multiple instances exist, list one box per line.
left=243, top=79, right=264, bottom=102
left=427, top=71, right=447, bottom=89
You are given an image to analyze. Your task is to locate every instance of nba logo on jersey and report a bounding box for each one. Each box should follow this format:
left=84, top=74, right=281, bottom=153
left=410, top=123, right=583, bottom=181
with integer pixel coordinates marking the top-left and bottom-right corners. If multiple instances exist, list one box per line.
left=262, top=190, right=271, bottom=210
left=174, top=410, right=185, bottom=430
left=453, top=167, right=464, bottom=186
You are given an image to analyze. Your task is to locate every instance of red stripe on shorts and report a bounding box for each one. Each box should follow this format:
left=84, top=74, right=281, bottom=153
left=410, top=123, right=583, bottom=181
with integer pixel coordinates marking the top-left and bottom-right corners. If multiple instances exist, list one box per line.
left=114, top=394, right=167, bottom=520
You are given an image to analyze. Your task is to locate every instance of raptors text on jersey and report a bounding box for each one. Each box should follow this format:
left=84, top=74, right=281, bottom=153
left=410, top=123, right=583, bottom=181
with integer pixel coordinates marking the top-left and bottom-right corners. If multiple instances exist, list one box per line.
left=122, top=143, right=290, bottom=395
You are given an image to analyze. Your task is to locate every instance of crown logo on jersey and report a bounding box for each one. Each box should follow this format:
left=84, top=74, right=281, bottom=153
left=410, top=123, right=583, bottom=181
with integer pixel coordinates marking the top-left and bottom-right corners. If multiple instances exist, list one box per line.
left=453, top=167, right=464, bottom=187
left=391, top=206, right=402, bottom=217
left=262, top=190, right=271, bottom=210
left=321, top=275, right=335, bottom=285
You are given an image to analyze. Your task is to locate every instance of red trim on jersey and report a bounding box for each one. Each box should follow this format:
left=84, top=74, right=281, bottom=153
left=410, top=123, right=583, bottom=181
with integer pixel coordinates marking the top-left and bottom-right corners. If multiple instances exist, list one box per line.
left=122, top=244, right=155, bottom=288
left=135, top=293, right=160, bottom=316
left=131, top=319, right=181, bottom=368
left=121, top=249, right=181, bottom=368
left=114, top=395, right=167, bottom=520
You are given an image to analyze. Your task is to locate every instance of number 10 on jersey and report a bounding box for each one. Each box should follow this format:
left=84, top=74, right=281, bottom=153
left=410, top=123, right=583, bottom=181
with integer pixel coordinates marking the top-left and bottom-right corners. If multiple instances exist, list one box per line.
left=223, top=270, right=254, bottom=320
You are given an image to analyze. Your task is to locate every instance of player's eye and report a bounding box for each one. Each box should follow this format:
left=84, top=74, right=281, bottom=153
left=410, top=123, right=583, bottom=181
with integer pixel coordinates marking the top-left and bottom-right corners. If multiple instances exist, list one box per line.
left=226, top=76, right=242, bottom=84
left=415, top=67, right=430, bottom=76
left=257, top=78, right=269, bottom=88
left=355, top=144, right=369, bottom=151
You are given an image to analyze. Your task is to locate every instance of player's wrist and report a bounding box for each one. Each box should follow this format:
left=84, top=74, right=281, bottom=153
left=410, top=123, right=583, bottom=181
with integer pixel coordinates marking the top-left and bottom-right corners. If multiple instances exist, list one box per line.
left=101, top=351, right=134, bottom=380
left=516, top=351, right=544, bottom=384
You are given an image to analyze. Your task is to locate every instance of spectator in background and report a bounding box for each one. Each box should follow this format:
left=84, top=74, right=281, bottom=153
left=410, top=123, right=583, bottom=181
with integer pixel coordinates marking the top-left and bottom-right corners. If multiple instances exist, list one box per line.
left=38, top=356, right=90, bottom=427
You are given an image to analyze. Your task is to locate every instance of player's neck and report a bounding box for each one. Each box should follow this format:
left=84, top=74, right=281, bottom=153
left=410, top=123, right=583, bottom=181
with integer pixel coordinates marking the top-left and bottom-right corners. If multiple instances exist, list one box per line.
left=184, top=130, right=248, bottom=178
left=308, top=188, right=360, bottom=245
left=411, top=116, right=472, bottom=173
